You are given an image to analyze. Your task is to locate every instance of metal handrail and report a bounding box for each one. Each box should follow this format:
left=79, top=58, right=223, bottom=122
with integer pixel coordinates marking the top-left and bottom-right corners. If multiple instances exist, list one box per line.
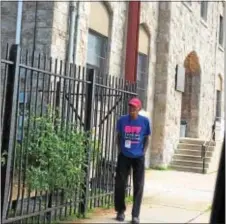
left=201, top=129, right=215, bottom=174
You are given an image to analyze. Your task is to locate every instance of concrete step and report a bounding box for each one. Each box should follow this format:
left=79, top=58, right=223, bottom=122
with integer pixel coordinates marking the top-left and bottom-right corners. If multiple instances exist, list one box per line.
left=179, top=138, right=215, bottom=146
left=178, top=143, right=215, bottom=151
left=173, top=154, right=211, bottom=162
left=171, top=159, right=209, bottom=168
left=169, top=164, right=207, bottom=174
left=175, top=149, right=213, bottom=157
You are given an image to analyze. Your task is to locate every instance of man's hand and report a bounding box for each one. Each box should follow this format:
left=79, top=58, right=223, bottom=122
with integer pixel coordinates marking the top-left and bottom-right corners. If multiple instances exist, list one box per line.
left=143, top=136, right=150, bottom=154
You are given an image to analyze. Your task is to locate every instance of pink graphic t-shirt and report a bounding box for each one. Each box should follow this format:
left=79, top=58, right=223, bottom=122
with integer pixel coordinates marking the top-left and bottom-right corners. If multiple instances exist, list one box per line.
left=116, top=115, right=151, bottom=158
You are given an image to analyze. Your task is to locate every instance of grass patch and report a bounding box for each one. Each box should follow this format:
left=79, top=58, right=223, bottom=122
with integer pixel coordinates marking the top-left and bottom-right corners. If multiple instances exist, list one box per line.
left=51, top=206, right=95, bottom=224
left=53, top=209, right=95, bottom=223
left=101, top=203, right=114, bottom=210
left=146, top=165, right=171, bottom=171
left=125, top=195, right=133, bottom=203
left=99, top=195, right=133, bottom=209
left=55, top=214, right=79, bottom=223
left=54, top=196, right=133, bottom=223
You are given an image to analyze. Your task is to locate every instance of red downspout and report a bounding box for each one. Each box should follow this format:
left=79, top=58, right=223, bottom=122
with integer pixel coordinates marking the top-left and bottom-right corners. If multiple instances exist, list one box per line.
left=125, top=1, right=141, bottom=82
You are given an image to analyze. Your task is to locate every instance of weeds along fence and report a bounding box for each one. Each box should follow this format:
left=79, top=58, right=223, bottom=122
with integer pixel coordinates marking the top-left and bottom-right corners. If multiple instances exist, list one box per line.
left=1, top=44, right=137, bottom=224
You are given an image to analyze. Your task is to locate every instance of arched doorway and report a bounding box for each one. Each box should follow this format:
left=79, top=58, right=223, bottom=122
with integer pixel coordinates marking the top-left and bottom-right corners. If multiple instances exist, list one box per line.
left=181, top=51, right=201, bottom=138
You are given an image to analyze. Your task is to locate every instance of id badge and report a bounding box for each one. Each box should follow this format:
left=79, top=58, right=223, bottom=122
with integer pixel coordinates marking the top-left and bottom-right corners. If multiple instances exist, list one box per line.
left=125, top=140, right=131, bottom=149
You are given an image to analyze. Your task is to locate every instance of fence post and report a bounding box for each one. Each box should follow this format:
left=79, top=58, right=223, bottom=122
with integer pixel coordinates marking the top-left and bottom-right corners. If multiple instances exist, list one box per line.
left=54, top=81, right=61, bottom=124
left=1, top=44, right=21, bottom=219
left=79, top=68, right=95, bottom=216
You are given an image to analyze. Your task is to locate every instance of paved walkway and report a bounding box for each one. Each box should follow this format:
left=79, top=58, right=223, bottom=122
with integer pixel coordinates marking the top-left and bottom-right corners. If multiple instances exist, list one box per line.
left=72, top=169, right=217, bottom=223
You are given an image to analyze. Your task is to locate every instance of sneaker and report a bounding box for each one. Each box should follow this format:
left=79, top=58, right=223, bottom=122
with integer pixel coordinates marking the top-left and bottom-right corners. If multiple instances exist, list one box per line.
left=132, top=217, right=140, bottom=224
left=116, top=212, right=125, bottom=221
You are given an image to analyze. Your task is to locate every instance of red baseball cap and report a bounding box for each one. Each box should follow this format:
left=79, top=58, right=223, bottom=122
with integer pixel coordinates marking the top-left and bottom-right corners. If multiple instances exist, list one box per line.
left=128, top=97, right=142, bottom=109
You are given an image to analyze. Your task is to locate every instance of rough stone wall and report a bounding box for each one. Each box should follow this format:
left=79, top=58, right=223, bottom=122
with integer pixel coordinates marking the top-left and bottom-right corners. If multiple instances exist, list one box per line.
left=139, top=2, right=159, bottom=167
left=169, top=1, right=224, bottom=139
left=51, top=2, right=69, bottom=60
left=107, top=2, right=128, bottom=77
left=151, top=2, right=172, bottom=166
left=197, top=2, right=224, bottom=139
left=21, top=2, right=54, bottom=55
left=1, top=1, right=18, bottom=53
left=215, top=1, right=225, bottom=124
left=1, top=1, right=69, bottom=59
left=151, top=1, right=224, bottom=166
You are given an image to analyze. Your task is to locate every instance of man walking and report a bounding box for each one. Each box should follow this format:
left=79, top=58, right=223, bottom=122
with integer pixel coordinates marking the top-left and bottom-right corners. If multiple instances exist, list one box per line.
left=114, top=97, right=151, bottom=224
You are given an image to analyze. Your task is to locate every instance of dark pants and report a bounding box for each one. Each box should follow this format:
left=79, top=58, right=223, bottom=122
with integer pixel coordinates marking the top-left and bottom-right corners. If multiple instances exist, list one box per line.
left=114, top=153, right=145, bottom=218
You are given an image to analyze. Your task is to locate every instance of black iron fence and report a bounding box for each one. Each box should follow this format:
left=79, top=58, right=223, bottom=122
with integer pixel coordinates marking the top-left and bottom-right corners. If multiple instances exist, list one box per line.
left=1, top=44, right=137, bottom=224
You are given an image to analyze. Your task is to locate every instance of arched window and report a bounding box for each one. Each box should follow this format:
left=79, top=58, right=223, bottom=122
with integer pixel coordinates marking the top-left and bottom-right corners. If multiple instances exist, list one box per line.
left=137, top=24, right=150, bottom=109
left=216, top=74, right=223, bottom=121
left=87, top=2, right=111, bottom=77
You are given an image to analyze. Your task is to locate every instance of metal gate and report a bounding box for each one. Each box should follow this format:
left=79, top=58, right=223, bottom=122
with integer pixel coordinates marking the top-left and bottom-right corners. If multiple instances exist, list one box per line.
left=1, top=44, right=136, bottom=223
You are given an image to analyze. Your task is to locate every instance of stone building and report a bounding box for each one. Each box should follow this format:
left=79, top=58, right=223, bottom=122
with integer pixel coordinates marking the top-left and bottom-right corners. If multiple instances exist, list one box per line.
left=1, top=1, right=225, bottom=170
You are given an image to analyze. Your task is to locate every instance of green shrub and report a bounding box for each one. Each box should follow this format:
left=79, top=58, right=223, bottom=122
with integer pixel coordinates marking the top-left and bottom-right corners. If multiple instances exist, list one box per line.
left=17, top=111, right=95, bottom=197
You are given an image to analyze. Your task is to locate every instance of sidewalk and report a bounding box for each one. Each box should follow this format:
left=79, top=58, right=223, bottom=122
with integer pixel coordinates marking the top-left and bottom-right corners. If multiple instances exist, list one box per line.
left=73, top=169, right=217, bottom=223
